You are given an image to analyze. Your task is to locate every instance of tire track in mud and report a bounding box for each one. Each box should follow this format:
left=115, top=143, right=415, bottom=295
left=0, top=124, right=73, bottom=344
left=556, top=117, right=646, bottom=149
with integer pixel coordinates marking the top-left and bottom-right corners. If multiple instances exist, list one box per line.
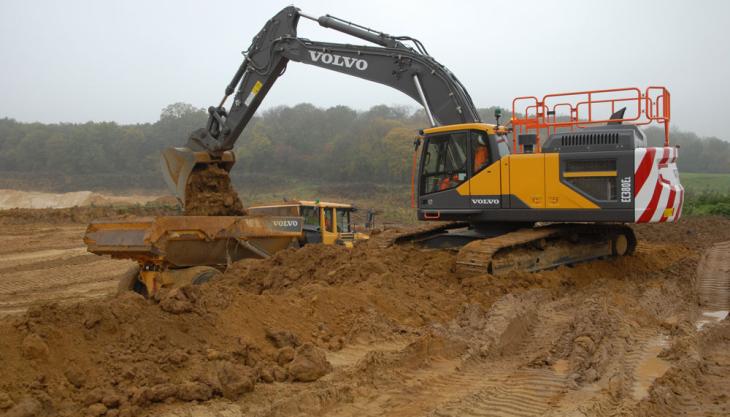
left=0, top=225, right=85, bottom=255
left=329, top=358, right=561, bottom=417
left=697, top=240, right=730, bottom=310
left=432, top=264, right=685, bottom=417
left=460, top=299, right=582, bottom=417
left=423, top=308, right=575, bottom=417
left=431, top=368, right=567, bottom=417
left=630, top=334, right=670, bottom=401
left=0, top=247, right=90, bottom=271
left=0, top=246, right=133, bottom=317
left=285, top=273, right=683, bottom=417
left=314, top=293, right=573, bottom=417
left=0, top=223, right=133, bottom=317
left=369, top=361, right=504, bottom=417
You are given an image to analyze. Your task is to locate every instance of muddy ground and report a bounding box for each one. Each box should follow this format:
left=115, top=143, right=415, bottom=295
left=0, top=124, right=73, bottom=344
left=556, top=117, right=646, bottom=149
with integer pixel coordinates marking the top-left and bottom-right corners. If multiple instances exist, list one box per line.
left=0, top=210, right=728, bottom=417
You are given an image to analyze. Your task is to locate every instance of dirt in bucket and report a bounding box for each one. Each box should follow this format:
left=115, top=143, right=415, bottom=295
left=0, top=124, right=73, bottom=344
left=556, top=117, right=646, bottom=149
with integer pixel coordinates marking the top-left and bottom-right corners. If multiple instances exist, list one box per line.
left=184, top=165, right=246, bottom=216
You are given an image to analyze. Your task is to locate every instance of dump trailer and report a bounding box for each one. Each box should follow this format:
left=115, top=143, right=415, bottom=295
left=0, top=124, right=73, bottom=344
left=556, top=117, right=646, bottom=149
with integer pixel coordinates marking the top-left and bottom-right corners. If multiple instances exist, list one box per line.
left=248, top=200, right=370, bottom=247
left=84, top=215, right=302, bottom=295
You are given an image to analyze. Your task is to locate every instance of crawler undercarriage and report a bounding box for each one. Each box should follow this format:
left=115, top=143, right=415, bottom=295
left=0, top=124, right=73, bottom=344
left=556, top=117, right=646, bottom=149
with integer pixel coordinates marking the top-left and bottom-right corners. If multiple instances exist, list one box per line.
left=393, top=223, right=636, bottom=276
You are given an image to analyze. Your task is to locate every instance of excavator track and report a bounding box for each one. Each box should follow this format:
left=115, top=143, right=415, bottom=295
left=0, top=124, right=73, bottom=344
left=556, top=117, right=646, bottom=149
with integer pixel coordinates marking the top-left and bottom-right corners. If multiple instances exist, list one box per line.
left=456, top=224, right=636, bottom=276
left=386, top=221, right=469, bottom=247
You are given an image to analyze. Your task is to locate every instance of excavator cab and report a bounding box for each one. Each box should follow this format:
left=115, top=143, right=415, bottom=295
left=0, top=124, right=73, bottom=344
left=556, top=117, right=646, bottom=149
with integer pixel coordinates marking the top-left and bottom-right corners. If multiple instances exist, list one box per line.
left=417, top=124, right=512, bottom=217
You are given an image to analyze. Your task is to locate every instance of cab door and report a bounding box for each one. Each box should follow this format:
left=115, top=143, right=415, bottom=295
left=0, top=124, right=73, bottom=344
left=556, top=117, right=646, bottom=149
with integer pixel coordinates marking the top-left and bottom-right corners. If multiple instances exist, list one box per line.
left=418, top=131, right=471, bottom=212
left=467, top=131, right=503, bottom=209
left=301, top=205, right=322, bottom=244
left=320, top=207, right=338, bottom=245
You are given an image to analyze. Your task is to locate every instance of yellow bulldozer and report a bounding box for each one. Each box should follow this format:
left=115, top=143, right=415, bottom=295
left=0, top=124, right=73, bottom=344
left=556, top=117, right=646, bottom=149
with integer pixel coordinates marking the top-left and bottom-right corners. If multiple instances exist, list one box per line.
left=248, top=200, right=370, bottom=247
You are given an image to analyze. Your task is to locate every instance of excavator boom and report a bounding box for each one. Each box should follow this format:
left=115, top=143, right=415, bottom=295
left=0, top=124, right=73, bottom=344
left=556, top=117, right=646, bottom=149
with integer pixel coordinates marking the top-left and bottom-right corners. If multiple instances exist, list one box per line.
left=162, top=6, right=480, bottom=205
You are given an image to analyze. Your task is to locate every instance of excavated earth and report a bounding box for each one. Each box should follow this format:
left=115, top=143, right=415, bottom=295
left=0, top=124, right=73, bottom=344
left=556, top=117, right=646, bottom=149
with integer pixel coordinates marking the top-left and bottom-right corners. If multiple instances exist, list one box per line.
left=0, top=210, right=729, bottom=417
left=184, top=166, right=246, bottom=216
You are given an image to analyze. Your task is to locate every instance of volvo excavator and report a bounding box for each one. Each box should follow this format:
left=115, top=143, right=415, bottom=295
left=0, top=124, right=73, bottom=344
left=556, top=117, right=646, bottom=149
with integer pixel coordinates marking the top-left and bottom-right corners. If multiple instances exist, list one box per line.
left=158, top=6, right=683, bottom=276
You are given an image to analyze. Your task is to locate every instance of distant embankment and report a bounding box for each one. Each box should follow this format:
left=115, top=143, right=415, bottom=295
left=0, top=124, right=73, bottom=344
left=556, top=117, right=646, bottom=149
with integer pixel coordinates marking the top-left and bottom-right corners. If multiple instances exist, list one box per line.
left=0, top=189, right=162, bottom=210
left=0, top=171, right=304, bottom=195
left=0, top=171, right=165, bottom=194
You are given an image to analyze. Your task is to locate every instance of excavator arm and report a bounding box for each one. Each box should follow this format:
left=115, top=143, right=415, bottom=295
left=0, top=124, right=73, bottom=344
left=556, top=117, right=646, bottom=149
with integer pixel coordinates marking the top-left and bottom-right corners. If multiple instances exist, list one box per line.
left=162, top=6, right=480, bottom=204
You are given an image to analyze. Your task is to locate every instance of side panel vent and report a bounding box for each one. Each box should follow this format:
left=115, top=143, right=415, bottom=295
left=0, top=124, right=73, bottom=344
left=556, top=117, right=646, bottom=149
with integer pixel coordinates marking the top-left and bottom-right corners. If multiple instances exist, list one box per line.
left=560, top=132, right=619, bottom=147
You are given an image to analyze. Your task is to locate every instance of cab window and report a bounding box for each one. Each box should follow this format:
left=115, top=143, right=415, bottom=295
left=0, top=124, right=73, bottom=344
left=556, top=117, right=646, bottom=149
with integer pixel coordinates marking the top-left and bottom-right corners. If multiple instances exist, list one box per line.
left=472, top=131, right=490, bottom=174
left=301, top=206, right=319, bottom=228
left=336, top=209, right=351, bottom=232
left=323, top=208, right=334, bottom=233
left=495, top=133, right=511, bottom=158
left=421, top=132, right=469, bottom=194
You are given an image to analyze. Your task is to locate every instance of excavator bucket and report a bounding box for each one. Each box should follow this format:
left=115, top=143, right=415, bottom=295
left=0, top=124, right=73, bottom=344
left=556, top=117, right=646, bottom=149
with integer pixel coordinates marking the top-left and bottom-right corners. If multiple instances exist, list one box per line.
left=160, top=147, right=236, bottom=207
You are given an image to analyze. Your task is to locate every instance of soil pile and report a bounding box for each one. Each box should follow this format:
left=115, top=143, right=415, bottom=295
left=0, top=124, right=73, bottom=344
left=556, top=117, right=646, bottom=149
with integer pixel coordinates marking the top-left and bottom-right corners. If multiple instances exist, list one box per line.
left=1, top=215, right=730, bottom=416
left=0, top=285, right=336, bottom=417
left=184, top=165, right=246, bottom=216
left=228, top=240, right=456, bottom=294
left=0, top=240, right=464, bottom=417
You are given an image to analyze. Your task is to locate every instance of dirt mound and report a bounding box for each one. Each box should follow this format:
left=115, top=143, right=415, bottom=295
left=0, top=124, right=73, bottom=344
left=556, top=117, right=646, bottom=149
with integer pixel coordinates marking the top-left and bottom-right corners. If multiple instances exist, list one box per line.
left=633, top=215, right=730, bottom=249
left=0, top=239, right=463, bottom=416
left=2, top=216, right=730, bottom=416
left=0, top=205, right=179, bottom=225
left=0, top=189, right=159, bottom=210
left=0, top=284, right=336, bottom=417
left=228, top=240, right=455, bottom=294
left=184, top=165, right=246, bottom=216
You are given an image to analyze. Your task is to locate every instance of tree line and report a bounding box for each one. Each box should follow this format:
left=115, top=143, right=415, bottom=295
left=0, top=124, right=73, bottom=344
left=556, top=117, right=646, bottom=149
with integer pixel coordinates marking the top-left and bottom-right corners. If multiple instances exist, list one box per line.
left=0, top=102, right=728, bottom=190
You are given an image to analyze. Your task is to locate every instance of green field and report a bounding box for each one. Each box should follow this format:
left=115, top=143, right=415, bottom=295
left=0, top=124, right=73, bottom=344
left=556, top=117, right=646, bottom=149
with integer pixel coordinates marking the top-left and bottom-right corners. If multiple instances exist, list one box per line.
left=681, top=173, right=730, bottom=194
left=679, top=173, right=730, bottom=216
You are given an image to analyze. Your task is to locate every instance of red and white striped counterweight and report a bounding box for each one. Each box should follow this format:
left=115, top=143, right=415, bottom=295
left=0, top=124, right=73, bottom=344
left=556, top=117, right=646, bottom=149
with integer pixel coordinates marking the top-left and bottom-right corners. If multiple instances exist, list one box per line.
left=634, top=147, right=683, bottom=223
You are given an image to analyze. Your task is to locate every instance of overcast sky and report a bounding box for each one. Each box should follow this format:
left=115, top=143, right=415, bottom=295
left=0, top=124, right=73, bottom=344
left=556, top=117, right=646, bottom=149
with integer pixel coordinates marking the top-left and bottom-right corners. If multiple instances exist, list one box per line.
left=1, top=0, right=728, bottom=139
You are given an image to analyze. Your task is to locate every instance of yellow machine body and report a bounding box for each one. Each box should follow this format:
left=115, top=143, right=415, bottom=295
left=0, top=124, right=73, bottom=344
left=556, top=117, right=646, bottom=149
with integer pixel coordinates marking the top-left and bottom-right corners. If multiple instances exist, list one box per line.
left=248, top=200, right=369, bottom=247
left=415, top=123, right=667, bottom=224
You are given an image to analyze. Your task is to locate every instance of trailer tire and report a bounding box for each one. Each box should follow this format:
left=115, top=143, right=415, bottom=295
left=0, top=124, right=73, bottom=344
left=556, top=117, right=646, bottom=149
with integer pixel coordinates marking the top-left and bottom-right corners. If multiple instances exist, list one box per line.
left=170, top=266, right=222, bottom=289
left=117, top=265, right=141, bottom=295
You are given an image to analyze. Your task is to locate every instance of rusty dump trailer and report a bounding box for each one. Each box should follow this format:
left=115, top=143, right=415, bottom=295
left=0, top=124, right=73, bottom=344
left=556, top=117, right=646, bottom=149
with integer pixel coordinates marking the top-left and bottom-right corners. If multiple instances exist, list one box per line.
left=84, top=215, right=303, bottom=295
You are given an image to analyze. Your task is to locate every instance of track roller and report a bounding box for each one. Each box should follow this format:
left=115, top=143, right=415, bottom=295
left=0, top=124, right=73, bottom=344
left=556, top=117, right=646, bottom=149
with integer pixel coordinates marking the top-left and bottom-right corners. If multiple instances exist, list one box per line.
left=456, top=224, right=636, bottom=276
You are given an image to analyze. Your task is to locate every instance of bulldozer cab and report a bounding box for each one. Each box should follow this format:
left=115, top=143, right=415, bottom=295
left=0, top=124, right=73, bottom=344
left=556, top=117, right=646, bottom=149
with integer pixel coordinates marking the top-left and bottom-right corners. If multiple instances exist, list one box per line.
left=249, top=200, right=367, bottom=247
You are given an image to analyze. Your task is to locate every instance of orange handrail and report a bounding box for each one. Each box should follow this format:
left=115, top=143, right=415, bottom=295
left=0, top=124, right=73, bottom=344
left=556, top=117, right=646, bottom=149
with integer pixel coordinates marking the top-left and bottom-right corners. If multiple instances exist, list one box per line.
left=511, top=86, right=671, bottom=152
